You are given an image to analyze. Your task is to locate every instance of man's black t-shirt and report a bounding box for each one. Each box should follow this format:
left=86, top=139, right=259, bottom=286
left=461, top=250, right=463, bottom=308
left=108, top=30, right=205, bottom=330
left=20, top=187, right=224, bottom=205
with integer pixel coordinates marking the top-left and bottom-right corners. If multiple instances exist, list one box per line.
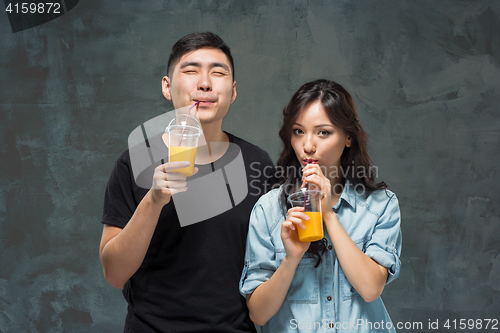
left=101, top=132, right=275, bottom=333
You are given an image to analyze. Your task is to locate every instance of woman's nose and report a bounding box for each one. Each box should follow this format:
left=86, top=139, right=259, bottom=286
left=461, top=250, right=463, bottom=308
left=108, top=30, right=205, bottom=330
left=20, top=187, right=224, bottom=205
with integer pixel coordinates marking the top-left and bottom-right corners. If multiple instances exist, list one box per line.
left=303, top=136, right=316, bottom=154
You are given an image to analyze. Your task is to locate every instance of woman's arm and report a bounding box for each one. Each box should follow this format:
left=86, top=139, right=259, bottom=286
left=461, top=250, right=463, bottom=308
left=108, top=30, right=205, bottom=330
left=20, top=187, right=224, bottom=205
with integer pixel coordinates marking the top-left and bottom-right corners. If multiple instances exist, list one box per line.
left=246, top=255, right=299, bottom=326
left=301, top=164, right=389, bottom=302
left=323, top=211, right=388, bottom=302
left=246, top=207, right=311, bottom=326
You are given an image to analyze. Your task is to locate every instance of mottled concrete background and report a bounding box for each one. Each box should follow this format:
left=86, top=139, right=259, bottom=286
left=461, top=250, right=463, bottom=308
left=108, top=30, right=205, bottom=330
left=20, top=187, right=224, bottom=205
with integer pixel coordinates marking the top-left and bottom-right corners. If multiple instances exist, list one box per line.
left=1, top=0, right=499, bottom=332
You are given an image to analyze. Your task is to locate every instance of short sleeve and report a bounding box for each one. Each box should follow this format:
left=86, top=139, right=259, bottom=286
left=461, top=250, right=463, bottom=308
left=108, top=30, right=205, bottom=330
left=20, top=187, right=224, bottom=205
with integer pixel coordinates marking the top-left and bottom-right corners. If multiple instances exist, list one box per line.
left=101, top=154, right=138, bottom=228
left=239, top=196, right=278, bottom=296
left=364, top=193, right=402, bottom=285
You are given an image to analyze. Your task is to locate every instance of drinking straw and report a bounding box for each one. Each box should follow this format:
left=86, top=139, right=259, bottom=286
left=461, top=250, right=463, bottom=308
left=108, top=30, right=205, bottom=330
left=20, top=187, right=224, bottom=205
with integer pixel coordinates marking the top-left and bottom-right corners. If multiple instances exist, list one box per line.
left=178, top=101, right=200, bottom=146
left=302, top=185, right=308, bottom=208
left=302, top=160, right=311, bottom=208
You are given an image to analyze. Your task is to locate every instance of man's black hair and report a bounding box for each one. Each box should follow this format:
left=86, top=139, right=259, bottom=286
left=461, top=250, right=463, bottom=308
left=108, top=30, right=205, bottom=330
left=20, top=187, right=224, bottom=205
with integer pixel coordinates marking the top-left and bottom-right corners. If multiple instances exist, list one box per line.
left=167, top=32, right=235, bottom=80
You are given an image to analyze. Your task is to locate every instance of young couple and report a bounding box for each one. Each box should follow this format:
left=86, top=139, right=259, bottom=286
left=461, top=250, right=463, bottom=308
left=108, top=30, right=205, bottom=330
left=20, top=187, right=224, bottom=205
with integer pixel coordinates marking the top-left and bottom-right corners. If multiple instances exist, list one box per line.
left=99, top=32, right=402, bottom=333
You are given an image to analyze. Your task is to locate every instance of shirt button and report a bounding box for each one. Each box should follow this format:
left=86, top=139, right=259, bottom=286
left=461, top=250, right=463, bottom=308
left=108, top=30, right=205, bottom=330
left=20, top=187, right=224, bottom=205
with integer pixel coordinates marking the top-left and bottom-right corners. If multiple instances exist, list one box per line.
left=329, top=322, right=334, bottom=328
left=327, top=295, right=332, bottom=301
left=328, top=245, right=333, bottom=250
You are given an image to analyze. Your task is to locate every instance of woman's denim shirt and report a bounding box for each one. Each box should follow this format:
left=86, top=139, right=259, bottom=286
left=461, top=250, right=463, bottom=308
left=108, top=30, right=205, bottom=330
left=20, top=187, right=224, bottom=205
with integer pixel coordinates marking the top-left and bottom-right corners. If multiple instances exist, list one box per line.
left=240, top=181, right=402, bottom=332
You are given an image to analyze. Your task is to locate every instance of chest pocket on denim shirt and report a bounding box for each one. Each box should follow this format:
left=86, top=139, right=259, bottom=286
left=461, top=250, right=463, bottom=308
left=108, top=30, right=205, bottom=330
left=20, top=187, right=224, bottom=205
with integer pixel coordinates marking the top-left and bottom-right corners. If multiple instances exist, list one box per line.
left=276, top=250, right=319, bottom=304
left=339, top=237, right=368, bottom=301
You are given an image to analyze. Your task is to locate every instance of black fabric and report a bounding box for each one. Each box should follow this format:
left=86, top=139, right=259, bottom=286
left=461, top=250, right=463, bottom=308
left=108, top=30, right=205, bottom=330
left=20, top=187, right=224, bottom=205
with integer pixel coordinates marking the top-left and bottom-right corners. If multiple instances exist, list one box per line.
left=101, top=133, right=276, bottom=333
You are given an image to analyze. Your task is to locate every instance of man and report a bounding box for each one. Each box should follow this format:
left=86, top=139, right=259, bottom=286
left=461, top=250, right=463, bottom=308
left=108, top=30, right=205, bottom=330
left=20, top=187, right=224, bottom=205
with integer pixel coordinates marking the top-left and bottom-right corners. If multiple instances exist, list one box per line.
left=99, top=32, right=275, bottom=332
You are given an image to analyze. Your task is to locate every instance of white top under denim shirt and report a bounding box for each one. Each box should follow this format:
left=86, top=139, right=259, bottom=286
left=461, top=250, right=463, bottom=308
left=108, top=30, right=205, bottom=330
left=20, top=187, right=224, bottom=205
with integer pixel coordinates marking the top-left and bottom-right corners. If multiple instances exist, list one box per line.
left=239, top=181, right=402, bottom=333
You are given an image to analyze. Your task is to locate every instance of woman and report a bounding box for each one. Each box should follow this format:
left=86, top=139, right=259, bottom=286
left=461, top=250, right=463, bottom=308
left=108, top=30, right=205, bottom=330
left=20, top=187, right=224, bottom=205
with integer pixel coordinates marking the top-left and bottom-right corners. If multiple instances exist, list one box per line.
left=239, top=79, right=402, bottom=332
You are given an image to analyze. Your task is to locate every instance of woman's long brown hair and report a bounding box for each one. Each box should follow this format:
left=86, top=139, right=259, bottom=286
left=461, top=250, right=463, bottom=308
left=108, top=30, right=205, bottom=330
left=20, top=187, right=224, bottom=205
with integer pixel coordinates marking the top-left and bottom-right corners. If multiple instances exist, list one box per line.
left=277, top=79, right=387, bottom=266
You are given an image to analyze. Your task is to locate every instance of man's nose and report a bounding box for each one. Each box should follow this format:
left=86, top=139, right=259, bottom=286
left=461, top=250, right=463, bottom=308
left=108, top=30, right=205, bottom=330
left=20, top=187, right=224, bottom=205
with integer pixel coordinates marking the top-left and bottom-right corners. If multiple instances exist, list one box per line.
left=198, top=72, right=212, bottom=91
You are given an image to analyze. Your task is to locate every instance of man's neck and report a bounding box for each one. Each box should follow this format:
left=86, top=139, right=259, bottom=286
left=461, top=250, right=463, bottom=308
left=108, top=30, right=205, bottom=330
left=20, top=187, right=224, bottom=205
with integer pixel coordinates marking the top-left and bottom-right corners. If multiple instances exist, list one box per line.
left=200, top=121, right=228, bottom=144
left=196, top=121, right=229, bottom=165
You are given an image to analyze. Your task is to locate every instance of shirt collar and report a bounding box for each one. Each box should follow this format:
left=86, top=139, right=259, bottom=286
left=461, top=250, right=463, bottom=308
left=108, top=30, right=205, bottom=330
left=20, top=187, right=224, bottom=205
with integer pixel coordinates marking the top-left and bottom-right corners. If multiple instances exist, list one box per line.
left=333, top=180, right=356, bottom=210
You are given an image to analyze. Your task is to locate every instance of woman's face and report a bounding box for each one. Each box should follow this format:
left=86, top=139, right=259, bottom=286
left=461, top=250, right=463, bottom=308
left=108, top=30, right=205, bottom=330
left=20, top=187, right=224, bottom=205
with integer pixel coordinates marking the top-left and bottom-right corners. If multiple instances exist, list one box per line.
left=291, top=100, right=351, bottom=172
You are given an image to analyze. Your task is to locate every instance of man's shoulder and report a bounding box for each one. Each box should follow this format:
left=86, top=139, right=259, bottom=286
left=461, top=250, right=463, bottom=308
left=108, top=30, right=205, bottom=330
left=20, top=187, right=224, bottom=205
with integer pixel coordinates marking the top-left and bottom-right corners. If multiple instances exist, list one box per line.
left=113, top=147, right=132, bottom=166
left=226, top=132, right=273, bottom=164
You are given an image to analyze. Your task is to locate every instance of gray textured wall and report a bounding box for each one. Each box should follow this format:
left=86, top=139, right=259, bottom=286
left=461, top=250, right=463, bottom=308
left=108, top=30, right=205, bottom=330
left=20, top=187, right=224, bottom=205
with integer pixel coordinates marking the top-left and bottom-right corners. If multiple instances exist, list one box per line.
left=1, top=0, right=499, bottom=332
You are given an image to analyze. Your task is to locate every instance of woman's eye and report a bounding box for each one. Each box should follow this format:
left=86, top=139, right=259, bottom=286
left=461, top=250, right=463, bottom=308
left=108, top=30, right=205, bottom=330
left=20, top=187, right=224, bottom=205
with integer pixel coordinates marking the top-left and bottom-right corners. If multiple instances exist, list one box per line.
left=319, top=130, right=331, bottom=137
left=292, top=129, right=303, bottom=135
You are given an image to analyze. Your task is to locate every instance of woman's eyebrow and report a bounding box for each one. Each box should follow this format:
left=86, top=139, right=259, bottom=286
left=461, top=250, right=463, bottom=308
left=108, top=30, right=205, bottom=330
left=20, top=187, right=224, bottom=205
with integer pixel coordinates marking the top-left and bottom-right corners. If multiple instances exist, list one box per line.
left=293, top=122, right=334, bottom=128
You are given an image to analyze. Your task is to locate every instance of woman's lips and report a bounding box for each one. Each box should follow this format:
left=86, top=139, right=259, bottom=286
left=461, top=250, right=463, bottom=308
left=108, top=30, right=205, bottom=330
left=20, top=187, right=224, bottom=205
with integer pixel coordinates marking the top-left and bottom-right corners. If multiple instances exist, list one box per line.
left=303, top=158, right=318, bottom=164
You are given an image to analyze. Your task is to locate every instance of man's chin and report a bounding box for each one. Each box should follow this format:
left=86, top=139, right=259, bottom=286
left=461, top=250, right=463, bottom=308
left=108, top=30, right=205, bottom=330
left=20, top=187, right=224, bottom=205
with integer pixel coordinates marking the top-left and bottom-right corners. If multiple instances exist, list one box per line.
left=198, top=116, right=214, bottom=125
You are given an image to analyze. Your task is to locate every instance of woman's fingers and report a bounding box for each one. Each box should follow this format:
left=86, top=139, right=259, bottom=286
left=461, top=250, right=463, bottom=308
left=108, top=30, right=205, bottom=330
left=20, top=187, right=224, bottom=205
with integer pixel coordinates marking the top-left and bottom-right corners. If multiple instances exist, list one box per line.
left=286, top=208, right=309, bottom=229
left=301, top=164, right=332, bottom=200
left=282, top=221, right=296, bottom=231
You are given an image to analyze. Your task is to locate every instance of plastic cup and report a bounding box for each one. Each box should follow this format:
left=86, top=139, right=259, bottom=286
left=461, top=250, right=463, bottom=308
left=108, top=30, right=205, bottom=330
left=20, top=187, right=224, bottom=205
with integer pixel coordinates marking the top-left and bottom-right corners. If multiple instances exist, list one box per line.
left=287, top=190, right=324, bottom=242
left=166, top=123, right=202, bottom=176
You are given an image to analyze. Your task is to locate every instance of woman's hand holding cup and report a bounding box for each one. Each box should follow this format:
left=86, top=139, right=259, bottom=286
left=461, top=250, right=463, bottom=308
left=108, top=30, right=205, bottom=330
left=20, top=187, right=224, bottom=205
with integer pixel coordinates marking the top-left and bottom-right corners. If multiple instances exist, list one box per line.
left=281, top=207, right=311, bottom=264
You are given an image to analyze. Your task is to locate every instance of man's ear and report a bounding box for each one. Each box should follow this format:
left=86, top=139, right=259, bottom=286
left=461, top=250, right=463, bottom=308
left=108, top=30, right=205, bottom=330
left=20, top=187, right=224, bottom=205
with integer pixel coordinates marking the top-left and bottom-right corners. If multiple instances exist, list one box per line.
left=162, top=76, right=172, bottom=101
left=230, top=81, right=237, bottom=104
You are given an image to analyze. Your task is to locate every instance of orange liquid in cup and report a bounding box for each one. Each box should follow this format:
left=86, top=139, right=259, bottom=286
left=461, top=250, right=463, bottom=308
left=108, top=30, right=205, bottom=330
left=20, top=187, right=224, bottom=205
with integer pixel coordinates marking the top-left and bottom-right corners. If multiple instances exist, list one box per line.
left=297, top=211, right=324, bottom=242
left=169, top=146, right=197, bottom=176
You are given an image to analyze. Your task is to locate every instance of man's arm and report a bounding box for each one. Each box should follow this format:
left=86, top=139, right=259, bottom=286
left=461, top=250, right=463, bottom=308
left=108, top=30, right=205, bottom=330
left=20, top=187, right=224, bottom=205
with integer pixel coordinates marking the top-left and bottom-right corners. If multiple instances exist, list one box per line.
left=99, top=161, right=194, bottom=289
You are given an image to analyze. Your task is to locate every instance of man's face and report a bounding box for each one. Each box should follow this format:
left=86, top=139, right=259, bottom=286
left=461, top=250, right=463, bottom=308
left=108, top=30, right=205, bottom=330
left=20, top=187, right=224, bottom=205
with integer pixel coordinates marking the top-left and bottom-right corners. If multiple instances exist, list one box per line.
left=162, top=47, right=237, bottom=125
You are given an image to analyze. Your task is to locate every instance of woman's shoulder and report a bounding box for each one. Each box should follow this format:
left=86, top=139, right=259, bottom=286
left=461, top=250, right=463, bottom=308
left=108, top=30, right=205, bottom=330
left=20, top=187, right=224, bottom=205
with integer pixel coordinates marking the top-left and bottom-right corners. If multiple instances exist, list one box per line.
left=255, top=185, right=282, bottom=207
left=355, top=186, right=399, bottom=216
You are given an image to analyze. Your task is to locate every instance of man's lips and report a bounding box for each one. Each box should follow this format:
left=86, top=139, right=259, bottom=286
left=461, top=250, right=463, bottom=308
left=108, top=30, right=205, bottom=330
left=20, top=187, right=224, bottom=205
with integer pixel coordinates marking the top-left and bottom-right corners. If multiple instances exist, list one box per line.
left=195, top=100, right=214, bottom=105
left=193, top=96, right=217, bottom=104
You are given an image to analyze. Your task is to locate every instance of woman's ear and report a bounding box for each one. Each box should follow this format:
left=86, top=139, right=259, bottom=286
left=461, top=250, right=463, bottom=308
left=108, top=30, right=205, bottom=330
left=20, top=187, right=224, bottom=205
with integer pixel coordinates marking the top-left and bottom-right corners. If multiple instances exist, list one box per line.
left=346, top=136, right=352, bottom=148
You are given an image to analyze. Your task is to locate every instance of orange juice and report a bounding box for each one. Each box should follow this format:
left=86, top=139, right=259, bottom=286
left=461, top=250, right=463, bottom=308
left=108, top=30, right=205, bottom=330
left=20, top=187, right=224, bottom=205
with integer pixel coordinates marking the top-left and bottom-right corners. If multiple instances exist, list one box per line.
left=297, top=211, right=324, bottom=242
left=169, top=146, right=197, bottom=176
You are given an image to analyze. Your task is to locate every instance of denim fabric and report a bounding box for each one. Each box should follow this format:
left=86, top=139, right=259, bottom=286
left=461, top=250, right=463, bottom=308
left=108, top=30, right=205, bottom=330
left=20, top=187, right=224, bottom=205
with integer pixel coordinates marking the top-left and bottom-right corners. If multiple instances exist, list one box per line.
left=240, top=181, right=402, bottom=332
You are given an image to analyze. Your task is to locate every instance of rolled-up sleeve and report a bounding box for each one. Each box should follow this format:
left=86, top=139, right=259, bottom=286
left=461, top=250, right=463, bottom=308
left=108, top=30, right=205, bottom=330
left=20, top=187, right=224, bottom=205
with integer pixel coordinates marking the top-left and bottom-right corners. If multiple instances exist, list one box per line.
left=365, top=193, right=402, bottom=285
left=239, top=196, right=279, bottom=297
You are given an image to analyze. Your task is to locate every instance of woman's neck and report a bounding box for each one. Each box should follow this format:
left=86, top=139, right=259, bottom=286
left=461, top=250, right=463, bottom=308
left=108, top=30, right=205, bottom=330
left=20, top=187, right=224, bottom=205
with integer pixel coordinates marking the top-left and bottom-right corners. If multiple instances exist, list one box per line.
left=328, top=175, right=345, bottom=208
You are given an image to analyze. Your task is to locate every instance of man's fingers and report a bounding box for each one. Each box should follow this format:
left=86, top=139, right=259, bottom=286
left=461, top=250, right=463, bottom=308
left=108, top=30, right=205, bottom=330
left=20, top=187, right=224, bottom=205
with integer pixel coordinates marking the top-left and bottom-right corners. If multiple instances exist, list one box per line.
left=163, top=173, right=187, bottom=181
left=165, top=180, right=187, bottom=189
left=155, top=179, right=187, bottom=189
left=162, top=161, right=190, bottom=172
left=168, top=187, right=188, bottom=196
